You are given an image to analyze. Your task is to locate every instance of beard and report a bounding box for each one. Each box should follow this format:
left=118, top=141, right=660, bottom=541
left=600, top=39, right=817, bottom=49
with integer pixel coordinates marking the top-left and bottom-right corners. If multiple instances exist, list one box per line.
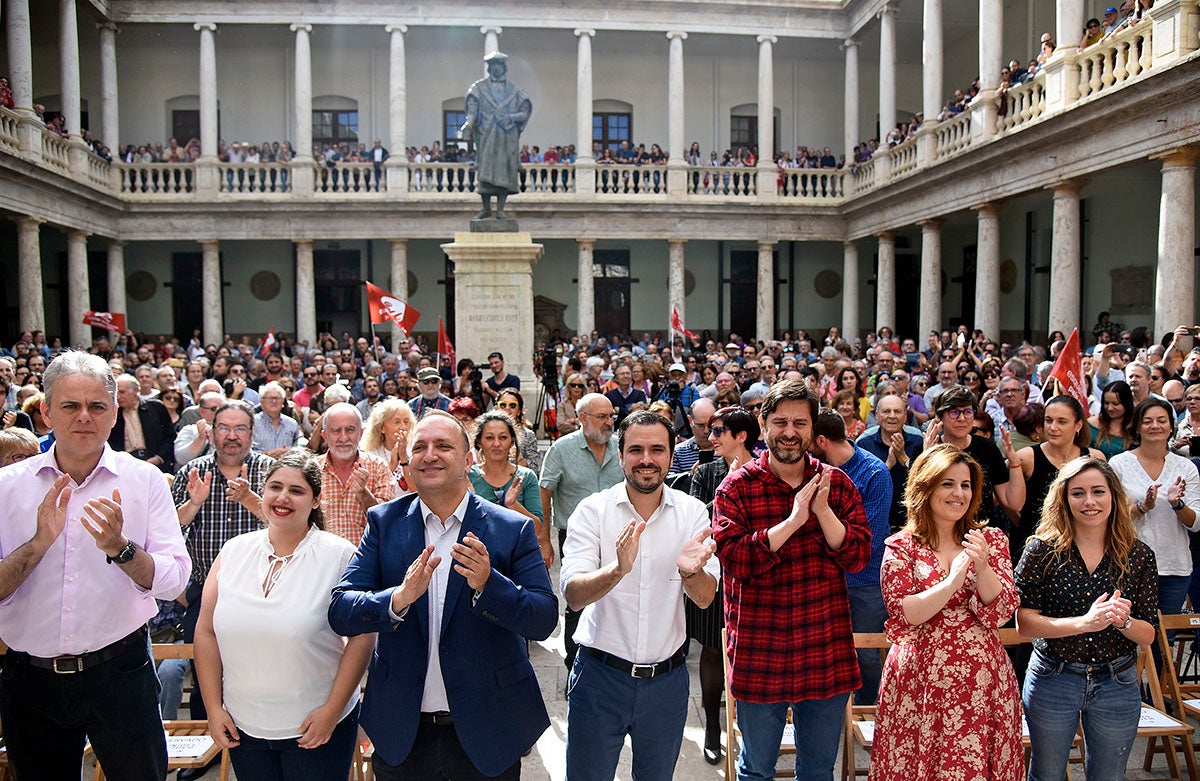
left=767, top=434, right=809, bottom=464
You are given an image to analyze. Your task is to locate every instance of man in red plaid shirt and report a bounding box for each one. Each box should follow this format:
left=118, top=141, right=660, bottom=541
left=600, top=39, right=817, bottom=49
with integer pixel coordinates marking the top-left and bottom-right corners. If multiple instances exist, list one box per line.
left=714, top=380, right=871, bottom=780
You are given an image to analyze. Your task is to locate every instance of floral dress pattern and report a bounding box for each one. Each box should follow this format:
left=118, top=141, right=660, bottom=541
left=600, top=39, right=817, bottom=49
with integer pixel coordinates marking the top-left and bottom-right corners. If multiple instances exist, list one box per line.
left=871, top=526, right=1024, bottom=781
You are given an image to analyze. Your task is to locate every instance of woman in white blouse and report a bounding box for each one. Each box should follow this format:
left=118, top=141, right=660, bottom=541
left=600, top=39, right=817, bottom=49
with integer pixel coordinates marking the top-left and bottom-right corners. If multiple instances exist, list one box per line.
left=1110, top=397, right=1200, bottom=620
left=195, top=449, right=375, bottom=780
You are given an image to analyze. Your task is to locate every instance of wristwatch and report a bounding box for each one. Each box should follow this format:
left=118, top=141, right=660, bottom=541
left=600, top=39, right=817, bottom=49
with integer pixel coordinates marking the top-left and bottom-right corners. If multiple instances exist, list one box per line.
left=106, top=539, right=137, bottom=565
left=1121, top=615, right=1134, bottom=631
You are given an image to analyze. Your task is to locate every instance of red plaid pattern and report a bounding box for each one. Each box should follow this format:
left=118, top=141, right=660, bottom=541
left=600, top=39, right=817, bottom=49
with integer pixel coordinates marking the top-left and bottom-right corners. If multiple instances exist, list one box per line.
left=713, top=451, right=871, bottom=704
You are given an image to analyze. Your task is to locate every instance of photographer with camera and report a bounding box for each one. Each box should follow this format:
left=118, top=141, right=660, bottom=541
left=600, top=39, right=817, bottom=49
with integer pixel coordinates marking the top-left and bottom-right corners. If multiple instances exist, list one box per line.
left=657, top=363, right=699, bottom=440
left=454, top=358, right=488, bottom=413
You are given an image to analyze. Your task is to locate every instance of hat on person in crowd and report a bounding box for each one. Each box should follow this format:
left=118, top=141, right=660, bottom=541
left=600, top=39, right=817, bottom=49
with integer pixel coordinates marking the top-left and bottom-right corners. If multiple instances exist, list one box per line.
left=417, top=367, right=440, bottom=382
left=668, top=363, right=686, bottom=374
left=725, top=343, right=739, bottom=351
left=1105, top=6, right=1118, bottom=13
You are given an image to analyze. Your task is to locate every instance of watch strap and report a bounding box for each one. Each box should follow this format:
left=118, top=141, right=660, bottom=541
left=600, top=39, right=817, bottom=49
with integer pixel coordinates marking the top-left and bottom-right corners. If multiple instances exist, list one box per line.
left=107, top=539, right=137, bottom=565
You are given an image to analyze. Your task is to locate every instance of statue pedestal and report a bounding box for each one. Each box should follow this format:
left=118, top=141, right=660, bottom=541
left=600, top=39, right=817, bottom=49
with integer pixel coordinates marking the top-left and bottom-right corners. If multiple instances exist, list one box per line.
left=441, top=232, right=544, bottom=385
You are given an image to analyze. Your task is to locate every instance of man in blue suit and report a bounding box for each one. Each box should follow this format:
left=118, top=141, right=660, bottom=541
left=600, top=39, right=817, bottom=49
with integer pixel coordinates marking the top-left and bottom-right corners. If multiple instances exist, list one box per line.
left=329, top=410, right=557, bottom=780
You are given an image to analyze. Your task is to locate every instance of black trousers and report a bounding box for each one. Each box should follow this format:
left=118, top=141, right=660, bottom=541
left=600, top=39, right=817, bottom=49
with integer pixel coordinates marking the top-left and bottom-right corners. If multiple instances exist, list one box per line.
left=0, top=632, right=167, bottom=781
left=558, top=528, right=581, bottom=671
left=372, top=721, right=520, bottom=781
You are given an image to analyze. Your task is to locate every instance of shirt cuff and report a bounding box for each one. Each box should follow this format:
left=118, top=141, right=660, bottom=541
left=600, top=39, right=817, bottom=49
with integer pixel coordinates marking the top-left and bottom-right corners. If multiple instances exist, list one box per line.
left=386, top=591, right=409, bottom=624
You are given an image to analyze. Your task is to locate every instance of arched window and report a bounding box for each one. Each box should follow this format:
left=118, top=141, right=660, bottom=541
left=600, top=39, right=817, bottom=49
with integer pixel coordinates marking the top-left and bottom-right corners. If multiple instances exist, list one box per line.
left=313, top=96, right=358, bottom=149
left=593, top=99, right=633, bottom=152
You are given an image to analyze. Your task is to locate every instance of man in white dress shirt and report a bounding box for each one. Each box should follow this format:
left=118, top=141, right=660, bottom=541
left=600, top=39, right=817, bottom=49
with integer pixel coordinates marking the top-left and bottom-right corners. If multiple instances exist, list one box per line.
left=560, top=409, right=719, bottom=780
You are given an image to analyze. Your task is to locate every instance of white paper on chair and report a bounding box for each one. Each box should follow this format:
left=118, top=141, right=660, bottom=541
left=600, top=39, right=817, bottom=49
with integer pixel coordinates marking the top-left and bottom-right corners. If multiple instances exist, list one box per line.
left=167, top=735, right=215, bottom=759
left=1185, top=698, right=1200, bottom=713
left=856, top=721, right=875, bottom=743
left=781, top=723, right=795, bottom=747
left=1139, top=706, right=1184, bottom=729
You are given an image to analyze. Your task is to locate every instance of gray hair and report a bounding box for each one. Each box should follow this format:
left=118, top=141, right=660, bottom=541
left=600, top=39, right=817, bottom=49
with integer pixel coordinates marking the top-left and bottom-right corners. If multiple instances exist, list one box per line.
left=820, top=346, right=840, bottom=360
left=260, top=381, right=287, bottom=400
left=44, top=351, right=117, bottom=406
left=115, top=373, right=139, bottom=392
left=323, top=383, right=352, bottom=405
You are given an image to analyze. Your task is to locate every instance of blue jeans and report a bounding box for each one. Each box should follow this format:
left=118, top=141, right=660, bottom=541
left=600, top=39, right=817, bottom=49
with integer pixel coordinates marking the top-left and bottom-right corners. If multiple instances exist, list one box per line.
left=565, top=649, right=689, bottom=781
left=228, top=706, right=359, bottom=781
left=735, top=692, right=851, bottom=781
left=1023, top=651, right=1140, bottom=781
left=156, top=655, right=187, bottom=720
left=846, top=584, right=887, bottom=705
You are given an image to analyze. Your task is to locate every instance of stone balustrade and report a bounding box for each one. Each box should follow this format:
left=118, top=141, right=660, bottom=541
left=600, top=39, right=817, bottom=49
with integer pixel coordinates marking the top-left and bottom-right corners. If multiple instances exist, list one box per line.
left=0, top=107, right=19, bottom=155
left=1078, top=19, right=1153, bottom=101
left=41, top=130, right=70, bottom=175
left=3, top=0, right=1197, bottom=210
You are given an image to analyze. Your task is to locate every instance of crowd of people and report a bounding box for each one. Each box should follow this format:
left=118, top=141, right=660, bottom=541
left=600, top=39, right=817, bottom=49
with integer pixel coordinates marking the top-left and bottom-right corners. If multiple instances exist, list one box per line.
left=0, top=312, right=1197, bottom=780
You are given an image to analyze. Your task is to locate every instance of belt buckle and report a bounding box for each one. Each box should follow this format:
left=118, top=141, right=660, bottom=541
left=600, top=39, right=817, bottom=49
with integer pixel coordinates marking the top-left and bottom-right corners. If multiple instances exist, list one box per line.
left=630, top=663, right=657, bottom=679
left=53, top=656, right=83, bottom=674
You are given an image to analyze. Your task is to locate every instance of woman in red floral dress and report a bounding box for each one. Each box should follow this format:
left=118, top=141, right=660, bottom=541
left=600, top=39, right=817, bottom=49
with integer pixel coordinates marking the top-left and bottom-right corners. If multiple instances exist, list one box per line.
left=872, top=444, right=1024, bottom=780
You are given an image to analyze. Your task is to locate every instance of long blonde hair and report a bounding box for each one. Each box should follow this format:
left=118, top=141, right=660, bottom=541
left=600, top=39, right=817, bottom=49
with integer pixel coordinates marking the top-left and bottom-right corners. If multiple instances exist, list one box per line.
left=361, top=399, right=414, bottom=452
left=902, top=444, right=986, bottom=548
left=1034, top=456, right=1138, bottom=585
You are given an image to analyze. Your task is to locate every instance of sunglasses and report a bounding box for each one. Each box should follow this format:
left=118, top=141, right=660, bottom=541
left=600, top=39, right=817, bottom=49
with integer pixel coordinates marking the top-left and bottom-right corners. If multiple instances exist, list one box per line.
left=709, top=425, right=728, bottom=437
left=569, top=383, right=585, bottom=389
left=497, top=401, right=520, bottom=410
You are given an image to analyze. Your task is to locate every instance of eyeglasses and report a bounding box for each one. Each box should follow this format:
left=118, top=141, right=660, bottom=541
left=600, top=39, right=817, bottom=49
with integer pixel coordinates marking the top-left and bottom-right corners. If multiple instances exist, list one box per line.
left=744, top=403, right=763, bottom=412
left=420, top=378, right=441, bottom=385
left=200, top=405, right=220, bottom=412
left=998, top=388, right=1022, bottom=395
left=582, top=411, right=618, bottom=420
left=303, top=372, right=317, bottom=378
left=497, top=401, right=520, bottom=410
left=943, top=408, right=976, bottom=420
left=569, top=383, right=585, bottom=389
left=710, top=425, right=728, bottom=437
left=215, top=425, right=251, bottom=436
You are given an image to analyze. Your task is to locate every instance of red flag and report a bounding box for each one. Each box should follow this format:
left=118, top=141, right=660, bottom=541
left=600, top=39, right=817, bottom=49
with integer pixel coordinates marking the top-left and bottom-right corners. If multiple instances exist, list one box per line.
left=82, top=311, right=126, bottom=333
left=437, top=317, right=455, bottom=364
left=259, top=327, right=277, bottom=357
left=1048, top=328, right=1089, bottom=410
left=670, top=308, right=699, bottom=341
left=366, top=281, right=421, bottom=335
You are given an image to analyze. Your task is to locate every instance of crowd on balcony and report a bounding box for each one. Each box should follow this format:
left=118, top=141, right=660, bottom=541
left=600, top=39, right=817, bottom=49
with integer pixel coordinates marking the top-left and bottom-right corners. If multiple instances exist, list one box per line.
left=2, top=304, right=1195, bottom=778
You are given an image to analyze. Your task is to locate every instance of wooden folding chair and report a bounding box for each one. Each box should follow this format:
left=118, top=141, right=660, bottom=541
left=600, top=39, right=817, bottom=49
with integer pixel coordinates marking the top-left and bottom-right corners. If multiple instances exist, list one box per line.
left=722, top=630, right=795, bottom=779
left=841, top=632, right=888, bottom=781
left=1141, top=613, right=1200, bottom=778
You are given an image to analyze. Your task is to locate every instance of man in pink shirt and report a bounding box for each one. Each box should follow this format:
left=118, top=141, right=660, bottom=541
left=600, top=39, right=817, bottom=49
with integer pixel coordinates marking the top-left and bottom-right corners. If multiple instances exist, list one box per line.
left=0, top=351, right=191, bottom=779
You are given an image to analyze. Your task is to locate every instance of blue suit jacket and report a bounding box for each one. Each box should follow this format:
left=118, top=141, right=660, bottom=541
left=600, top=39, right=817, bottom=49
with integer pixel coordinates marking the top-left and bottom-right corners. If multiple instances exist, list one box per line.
left=328, top=492, right=557, bottom=774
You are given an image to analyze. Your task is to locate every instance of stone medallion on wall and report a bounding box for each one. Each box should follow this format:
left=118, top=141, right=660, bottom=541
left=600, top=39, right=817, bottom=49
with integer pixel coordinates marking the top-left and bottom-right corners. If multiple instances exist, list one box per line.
left=814, top=270, right=841, bottom=299
left=1000, top=259, right=1018, bottom=294
left=126, top=271, right=157, bottom=302
left=250, top=271, right=281, bottom=301
left=407, top=271, right=419, bottom=296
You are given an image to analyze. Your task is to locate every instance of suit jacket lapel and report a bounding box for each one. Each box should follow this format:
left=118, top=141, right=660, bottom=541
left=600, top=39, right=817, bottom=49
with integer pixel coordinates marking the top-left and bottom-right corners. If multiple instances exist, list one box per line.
left=402, top=502, right=431, bottom=645
left=440, top=495, right=483, bottom=635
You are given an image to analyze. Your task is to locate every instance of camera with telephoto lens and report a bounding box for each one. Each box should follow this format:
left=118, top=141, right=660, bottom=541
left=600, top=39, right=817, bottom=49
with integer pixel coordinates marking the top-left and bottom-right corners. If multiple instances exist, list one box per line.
left=541, top=347, right=559, bottom=388
left=468, top=366, right=483, bottom=384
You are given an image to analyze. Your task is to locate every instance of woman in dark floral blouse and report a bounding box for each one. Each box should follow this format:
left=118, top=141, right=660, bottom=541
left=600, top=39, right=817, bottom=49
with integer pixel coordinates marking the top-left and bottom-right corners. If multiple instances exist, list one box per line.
left=1015, top=456, right=1158, bottom=781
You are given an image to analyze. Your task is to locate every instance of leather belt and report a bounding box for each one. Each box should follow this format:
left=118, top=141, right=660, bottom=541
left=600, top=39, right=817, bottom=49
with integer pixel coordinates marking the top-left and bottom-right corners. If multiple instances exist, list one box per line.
left=420, top=711, right=454, bottom=726
left=10, top=626, right=147, bottom=675
left=1044, top=652, right=1137, bottom=679
left=582, top=645, right=688, bottom=679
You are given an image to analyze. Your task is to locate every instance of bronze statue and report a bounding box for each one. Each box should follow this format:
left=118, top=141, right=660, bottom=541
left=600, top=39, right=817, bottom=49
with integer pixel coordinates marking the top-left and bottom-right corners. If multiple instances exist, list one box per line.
left=462, top=51, right=532, bottom=222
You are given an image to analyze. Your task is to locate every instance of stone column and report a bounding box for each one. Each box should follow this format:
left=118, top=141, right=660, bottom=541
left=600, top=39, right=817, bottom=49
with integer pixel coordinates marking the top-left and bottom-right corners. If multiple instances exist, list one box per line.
left=1048, top=181, right=1082, bottom=339
left=97, top=22, right=120, bottom=151
left=6, top=0, right=34, bottom=116
left=666, top=31, right=688, bottom=197
left=16, top=217, right=45, bottom=333
left=574, top=29, right=596, bottom=198
left=385, top=25, right=409, bottom=196
left=106, top=240, right=126, bottom=318
left=389, top=239, right=409, bottom=346
left=1056, top=0, right=1086, bottom=56
left=875, top=3, right=898, bottom=182
left=878, top=3, right=898, bottom=139
left=973, top=0, right=1002, bottom=140
left=291, top=24, right=315, bottom=196
left=756, top=35, right=778, bottom=202
left=974, top=204, right=1001, bottom=342
left=757, top=241, right=775, bottom=341
left=59, top=0, right=81, bottom=140
left=1155, top=149, right=1199, bottom=338
left=917, top=0, right=944, bottom=165
left=66, top=230, right=90, bottom=349
left=668, top=239, right=687, bottom=343
left=294, top=240, right=316, bottom=348
left=843, top=241, right=859, bottom=341
left=919, top=220, right=942, bottom=338
left=482, top=26, right=502, bottom=57
left=194, top=23, right=219, bottom=195
left=843, top=38, right=860, bottom=163
left=200, top=240, right=223, bottom=348
left=577, top=239, right=596, bottom=337
left=442, top=233, right=543, bottom=385
left=876, top=232, right=896, bottom=334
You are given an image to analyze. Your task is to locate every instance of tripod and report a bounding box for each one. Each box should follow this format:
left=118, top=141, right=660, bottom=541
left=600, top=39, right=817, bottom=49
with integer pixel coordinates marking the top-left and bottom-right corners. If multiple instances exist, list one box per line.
left=534, top=379, right=558, bottom=438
